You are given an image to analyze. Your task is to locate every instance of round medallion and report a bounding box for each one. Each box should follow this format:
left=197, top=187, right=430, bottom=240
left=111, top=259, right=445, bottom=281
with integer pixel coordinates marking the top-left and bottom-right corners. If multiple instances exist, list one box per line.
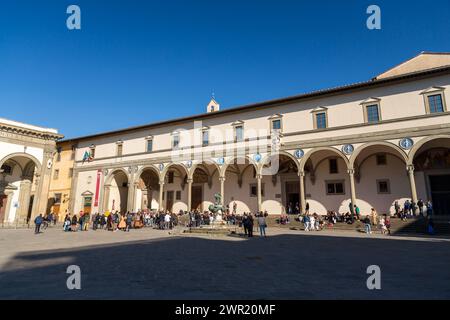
left=294, top=149, right=304, bottom=159
left=46, top=159, right=53, bottom=169
left=216, top=157, right=225, bottom=165
left=399, top=138, right=414, bottom=150
left=159, top=164, right=164, bottom=171
left=186, top=160, right=193, bottom=168
left=253, top=153, right=262, bottom=162
left=342, top=144, right=354, bottom=155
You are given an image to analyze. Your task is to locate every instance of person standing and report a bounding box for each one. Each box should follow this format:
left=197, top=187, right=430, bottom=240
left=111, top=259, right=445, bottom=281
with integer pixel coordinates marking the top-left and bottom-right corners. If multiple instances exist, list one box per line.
left=233, top=201, right=237, bottom=215
left=371, top=208, right=378, bottom=226
left=385, top=215, right=391, bottom=235
left=417, top=199, right=424, bottom=216
left=34, top=214, right=43, bottom=234
left=126, top=212, right=133, bottom=232
left=426, top=201, right=433, bottom=216
left=241, top=213, right=248, bottom=236
left=394, top=201, right=400, bottom=218
left=305, top=202, right=310, bottom=215
left=83, top=212, right=90, bottom=231
left=354, top=205, right=361, bottom=220
left=257, top=213, right=267, bottom=237
left=247, top=213, right=254, bottom=237
left=363, top=215, right=372, bottom=234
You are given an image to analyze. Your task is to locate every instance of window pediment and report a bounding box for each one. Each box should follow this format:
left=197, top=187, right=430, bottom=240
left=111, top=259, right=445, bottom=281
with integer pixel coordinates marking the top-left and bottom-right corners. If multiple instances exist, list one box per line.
left=310, top=106, right=328, bottom=114
left=360, top=97, right=381, bottom=105
left=420, top=86, right=446, bottom=95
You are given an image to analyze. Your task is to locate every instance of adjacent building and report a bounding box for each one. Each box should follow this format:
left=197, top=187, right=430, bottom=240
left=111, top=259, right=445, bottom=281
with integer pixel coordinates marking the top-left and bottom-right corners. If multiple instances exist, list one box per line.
left=0, top=118, right=63, bottom=226
left=59, top=52, right=450, bottom=217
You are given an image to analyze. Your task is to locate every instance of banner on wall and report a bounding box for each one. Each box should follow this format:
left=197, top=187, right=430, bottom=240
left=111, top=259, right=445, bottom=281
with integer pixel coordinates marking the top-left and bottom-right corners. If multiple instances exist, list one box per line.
left=94, top=169, right=102, bottom=207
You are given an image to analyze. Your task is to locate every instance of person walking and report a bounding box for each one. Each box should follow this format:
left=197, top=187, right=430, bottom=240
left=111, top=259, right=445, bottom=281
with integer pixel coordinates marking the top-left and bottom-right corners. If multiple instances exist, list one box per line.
left=257, top=213, right=267, bottom=237
left=34, top=214, right=43, bottom=234
left=385, top=215, right=391, bottom=235
left=126, top=212, right=133, bottom=232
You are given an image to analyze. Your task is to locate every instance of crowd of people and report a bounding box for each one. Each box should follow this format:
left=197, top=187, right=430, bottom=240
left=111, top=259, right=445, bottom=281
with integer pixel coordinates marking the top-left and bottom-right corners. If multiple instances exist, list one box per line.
left=33, top=198, right=436, bottom=236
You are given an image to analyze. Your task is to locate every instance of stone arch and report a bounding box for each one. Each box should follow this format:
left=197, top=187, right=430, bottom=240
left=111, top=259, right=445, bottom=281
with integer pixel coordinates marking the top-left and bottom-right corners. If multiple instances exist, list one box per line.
left=134, top=165, right=160, bottom=184
left=259, top=150, right=300, bottom=175
left=407, top=135, right=450, bottom=165
left=0, top=152, right=42, bottom=172
left=222, top=155, right=258, bottom=177
left=350, top=141, right=408, bottom=168
left=300, top=147, right=349, bottom=172
left=104, top=167, right=131, bottom=186
left=188, top=160, right=221, bottom=180
left=161, top=163, right=189, bottom=181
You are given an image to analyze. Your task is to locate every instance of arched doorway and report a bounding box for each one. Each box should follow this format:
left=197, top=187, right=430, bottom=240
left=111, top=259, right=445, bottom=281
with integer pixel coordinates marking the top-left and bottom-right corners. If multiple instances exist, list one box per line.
left=190, top=162, right=220, bottom=211
left=104, top=169, right=129, bottom=214
left=0, top=154, right=40, bottom=224
left=161, top=164, right=189, bottom=213
left=299, top=148, right=349, bottom=215
left=261, top=152, right=300, bottom=214
left=223, top=157, right=257, bottom=214
left=411, top=137, right=450, bottom=215
left=350, top=143, right=409, bottom=215
left=136, top=167, right=160, bottom=211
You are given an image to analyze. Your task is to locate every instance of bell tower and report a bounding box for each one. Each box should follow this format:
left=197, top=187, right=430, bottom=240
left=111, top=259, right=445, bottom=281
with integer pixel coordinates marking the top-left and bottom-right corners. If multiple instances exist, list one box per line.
left=206, top=97, right=220, bottom=113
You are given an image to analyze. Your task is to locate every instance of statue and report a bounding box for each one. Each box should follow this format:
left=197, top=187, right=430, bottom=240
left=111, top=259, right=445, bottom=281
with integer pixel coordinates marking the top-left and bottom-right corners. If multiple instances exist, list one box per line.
left=208, top=193, right=226, bottom=223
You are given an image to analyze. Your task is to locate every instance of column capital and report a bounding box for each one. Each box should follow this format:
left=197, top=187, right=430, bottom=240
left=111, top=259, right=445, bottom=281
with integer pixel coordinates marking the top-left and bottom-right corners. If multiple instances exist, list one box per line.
left=298, top=171, right=305, bottom=178
left=186, top=178, right=193, bottom=184
left=347, top=168, right=355, bottom=175
left=219, top=176, right=226, bottom=182
left=256, top=174, right=263, bottom=180
left=159, top=180, right=165, bottom=186
left=407, top=164, right=415, bottom=173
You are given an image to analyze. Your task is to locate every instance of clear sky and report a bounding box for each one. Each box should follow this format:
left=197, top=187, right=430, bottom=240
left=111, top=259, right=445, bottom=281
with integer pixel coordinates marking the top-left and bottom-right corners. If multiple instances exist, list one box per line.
left=1, top=0, right=449, bottom=138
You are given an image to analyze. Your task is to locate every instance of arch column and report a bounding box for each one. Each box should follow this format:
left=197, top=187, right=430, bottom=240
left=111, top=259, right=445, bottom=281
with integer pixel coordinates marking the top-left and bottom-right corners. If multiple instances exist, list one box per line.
left=256, top=174, right=262, bottom=212
left=219, top=176, right=226, bottom=206
left=348, top=168, right=357, bottom=208
left=103, top=184, right=111, bottom=212
left=159, top=181, right=165, bottom=211
left=298, top=171, right=306, bottom=214
left=127, top=182, right=138, bottom=212
left=17, top=178, right=32, bottom=224
left=407, top=165, right=418, bottom=203
left=187, top=178, right=193, bottom=211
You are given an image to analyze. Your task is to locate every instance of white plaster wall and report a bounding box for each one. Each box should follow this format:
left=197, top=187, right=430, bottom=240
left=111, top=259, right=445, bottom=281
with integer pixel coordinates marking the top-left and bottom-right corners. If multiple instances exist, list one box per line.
left=305, top=158, right=350, bottom=215
left=355, top=154, right=411, bottom=215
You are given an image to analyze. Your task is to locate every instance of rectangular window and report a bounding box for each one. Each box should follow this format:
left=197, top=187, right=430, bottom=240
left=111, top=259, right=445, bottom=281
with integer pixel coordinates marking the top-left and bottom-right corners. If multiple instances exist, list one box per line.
left=90, top=147, right=96, bottom=159
left=316, top=112, right=327, bottom=129
left=176, top=191, right=181, bottom=200
left=71, top=146, right=76, bottom=160
left=326, top=181, right=345, bottom=195
left=329, top=159, right=338, bottom=174
left=117, top=144, right=123, bottom=157
left=56, top=152, right=61, bottom=162
left=377, top=179, right=391, bottom=194
left=146, top=139, right=153, bottom=152
left=272, top=119, right=281, bottom=131
left=173, top=135, right=180, bottom=149
left=54, top=193, right=62, bottom=204
left=235, top=126, right=244, bottom=142
left=68, top=168, right=74, bottom=178
left=249, top=183, right=265, bottom=197
left=84, top=196, right=92, bottom=207
left=53, top=169, right=59, bottom=180
left=366, top=104, right=380, bottom=123
left=376, top=154, right=387, bottom=166
left=202, top=130, right=209, bottom=147
left=168, top=171, right=174, bottom=184
left=428, top=94, right=444, bottom=113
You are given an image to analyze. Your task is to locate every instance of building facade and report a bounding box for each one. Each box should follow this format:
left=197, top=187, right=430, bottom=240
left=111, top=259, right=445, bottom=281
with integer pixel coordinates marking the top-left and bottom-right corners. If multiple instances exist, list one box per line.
left=47, top=140, right=77, bottom=221
left=69, top=53, right=450, bottom=217
left=0, top=118, right=62, bottom=226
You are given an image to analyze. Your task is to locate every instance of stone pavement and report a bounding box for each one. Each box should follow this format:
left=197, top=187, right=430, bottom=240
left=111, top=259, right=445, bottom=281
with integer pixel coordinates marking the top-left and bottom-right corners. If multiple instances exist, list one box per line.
left=0, top=226, right=449, bottom=299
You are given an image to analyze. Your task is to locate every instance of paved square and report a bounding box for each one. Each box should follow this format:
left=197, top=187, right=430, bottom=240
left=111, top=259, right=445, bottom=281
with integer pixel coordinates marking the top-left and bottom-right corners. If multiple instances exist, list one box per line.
left=0, top=227, right=449, bottom=299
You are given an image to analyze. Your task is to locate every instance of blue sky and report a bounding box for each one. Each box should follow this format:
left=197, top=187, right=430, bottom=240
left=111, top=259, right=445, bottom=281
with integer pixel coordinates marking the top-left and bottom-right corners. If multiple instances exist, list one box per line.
left=1, top=0, right=449, bottom=138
